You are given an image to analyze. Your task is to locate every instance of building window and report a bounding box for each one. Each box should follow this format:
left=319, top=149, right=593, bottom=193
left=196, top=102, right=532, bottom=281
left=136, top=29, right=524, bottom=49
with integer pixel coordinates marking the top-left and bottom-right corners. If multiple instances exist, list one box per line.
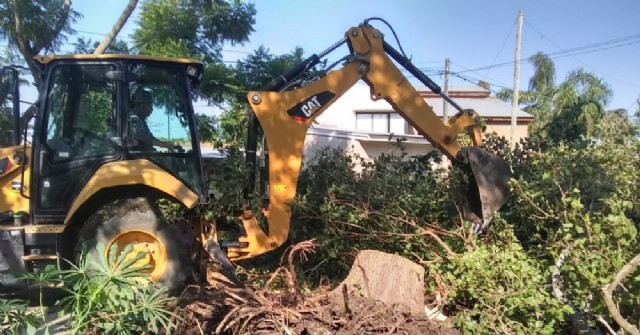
left=355, top=112, right=405, bottom=133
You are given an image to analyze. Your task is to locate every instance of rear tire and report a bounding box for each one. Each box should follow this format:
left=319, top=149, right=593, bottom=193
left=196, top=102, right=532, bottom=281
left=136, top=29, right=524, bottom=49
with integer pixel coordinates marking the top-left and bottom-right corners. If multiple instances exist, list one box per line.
left=76, top=197, right=195, bottom=293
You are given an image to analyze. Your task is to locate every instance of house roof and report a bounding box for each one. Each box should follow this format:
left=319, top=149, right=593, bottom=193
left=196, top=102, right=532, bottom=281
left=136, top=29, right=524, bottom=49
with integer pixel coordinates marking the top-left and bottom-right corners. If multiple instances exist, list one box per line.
left=347, top=84, right=533, bottom=119
left=308, top=125, right=429, bottom=144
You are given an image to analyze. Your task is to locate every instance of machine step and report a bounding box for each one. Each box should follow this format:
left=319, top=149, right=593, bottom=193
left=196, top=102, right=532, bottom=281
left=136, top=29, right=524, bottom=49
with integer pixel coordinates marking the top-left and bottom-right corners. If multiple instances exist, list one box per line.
left=22, top=254, right=59, bottom=261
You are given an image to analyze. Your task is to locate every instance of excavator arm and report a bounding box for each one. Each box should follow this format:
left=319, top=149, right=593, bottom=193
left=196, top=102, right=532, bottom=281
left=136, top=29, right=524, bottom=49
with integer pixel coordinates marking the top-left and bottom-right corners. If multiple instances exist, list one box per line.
left=225, top=20, right=510, bottom=260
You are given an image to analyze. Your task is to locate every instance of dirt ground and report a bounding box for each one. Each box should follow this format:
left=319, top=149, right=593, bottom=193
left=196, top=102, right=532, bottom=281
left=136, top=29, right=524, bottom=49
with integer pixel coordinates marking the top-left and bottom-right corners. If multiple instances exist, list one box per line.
left=5, top=243, right=463, bottom=335
left=6, top=281, right=460, bottom=335
left=171, top=274, right=461, bottom=335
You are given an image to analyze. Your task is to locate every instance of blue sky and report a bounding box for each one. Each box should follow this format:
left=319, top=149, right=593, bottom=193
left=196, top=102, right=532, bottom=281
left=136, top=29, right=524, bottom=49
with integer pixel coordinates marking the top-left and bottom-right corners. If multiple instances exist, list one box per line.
left=67, top=0, right=640, bottom=112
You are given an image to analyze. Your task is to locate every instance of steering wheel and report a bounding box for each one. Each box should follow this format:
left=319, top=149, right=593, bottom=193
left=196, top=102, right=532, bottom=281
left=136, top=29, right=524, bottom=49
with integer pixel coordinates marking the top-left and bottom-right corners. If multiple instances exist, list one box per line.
left=75, top=127, right=118, bottom=154
left=76, top=127, right=101, bottom=140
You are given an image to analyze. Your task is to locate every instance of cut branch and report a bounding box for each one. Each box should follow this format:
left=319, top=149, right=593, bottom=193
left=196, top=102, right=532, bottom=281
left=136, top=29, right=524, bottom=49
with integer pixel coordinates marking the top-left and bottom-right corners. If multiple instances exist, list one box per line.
left=94, top=0, right=138, bottom=54
left=602, top=253, right=640, bottom=335
left=552, top=246, right=572, bottom=306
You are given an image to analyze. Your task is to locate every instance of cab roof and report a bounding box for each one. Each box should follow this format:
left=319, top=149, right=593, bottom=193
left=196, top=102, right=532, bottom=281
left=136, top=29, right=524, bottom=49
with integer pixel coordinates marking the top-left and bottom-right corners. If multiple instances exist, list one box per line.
left=34, top=54, right=203, bottom=67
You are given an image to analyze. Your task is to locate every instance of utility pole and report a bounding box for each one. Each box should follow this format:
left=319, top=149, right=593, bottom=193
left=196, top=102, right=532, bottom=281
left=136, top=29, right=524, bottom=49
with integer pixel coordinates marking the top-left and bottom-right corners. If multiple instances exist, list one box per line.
left=511, top=10, right=523, bottom=150
left=443, top=58, right=450, bottom=124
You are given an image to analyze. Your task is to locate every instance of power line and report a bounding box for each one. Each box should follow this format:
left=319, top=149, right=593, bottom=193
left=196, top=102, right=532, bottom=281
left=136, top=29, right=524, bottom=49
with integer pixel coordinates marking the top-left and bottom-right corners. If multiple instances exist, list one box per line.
left=544, top=33, right=640, bottom=58
left=523, top=19, right=635, bottom=87
left=455, top=33, right=640, bottom=74
left=411, top=60, right=443, bottom=65
left=75, top=29, right=132, bottom=40
left=70, top=25, right=640, bottom=95
left=449, top=72, right=505, bottom=95
left=450, top=61, right=511, bottom=88
left=484, top=16, right=517, bottom=80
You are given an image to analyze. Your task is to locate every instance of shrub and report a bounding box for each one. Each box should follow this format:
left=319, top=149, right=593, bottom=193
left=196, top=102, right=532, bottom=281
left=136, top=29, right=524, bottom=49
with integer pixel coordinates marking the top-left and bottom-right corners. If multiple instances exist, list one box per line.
left=435, top=242, right=570, bottom=335
left=0, top=298, right=40, bottom=335
left=54, top=243, right=179, bottom=335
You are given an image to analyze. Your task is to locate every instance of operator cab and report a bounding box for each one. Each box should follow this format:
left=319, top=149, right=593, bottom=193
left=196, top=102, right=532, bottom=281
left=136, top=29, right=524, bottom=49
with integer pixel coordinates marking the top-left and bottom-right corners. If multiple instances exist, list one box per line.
left=31, top=55, right=207, bottom=222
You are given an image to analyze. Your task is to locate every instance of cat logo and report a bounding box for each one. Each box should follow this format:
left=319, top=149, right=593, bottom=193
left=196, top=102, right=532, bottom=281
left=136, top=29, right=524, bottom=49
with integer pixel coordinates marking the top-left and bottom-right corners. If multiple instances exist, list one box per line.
left=300, top=96, right=321, bottom=117
left=287, top=91, right=335, bottom=122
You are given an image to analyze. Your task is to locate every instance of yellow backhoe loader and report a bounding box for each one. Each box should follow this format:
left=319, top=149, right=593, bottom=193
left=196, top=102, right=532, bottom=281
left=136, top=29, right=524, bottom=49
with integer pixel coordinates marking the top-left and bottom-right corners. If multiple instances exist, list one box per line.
left=0, top=18, right=509, bottom=291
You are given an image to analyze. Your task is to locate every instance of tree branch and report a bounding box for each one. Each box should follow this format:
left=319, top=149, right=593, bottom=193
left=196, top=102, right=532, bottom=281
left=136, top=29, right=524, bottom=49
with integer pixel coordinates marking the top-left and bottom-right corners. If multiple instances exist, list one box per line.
left=552, top=246, right=572, bottom=306
left=94, top=0, right=138, bottom=54
left=36, top=0, right=72, bottom=53
left=601, top=253, right=640, bottom=335
left=10, top=0, right=40, bottom=89
left=11, top=0, right=27, bottom=54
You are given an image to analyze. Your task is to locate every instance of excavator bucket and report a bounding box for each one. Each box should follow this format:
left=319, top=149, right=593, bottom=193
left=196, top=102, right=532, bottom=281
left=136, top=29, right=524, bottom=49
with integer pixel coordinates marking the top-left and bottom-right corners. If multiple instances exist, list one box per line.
left=456, top=147, right=511, bottom=233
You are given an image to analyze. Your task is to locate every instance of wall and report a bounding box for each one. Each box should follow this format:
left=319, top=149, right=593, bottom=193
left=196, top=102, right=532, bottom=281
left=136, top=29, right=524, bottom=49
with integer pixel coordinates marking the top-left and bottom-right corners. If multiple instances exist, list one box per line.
left=484, top=121, right=530, bottom=144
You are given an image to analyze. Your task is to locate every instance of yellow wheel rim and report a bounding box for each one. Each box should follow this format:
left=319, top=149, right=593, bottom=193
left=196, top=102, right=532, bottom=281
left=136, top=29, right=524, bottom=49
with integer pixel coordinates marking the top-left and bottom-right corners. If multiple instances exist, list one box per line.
left=106, top=230, right=168, bottom=283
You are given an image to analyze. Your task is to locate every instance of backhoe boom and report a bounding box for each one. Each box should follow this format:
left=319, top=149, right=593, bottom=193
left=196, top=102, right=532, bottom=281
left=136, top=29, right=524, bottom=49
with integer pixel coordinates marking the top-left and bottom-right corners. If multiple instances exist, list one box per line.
left=229, top=20, right=510, bottom=260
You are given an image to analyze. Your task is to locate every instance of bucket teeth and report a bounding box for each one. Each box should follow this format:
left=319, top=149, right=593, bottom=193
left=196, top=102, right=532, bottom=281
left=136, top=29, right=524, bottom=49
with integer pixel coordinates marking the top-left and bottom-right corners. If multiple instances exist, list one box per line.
left=204, top=238, right=244, bottom=287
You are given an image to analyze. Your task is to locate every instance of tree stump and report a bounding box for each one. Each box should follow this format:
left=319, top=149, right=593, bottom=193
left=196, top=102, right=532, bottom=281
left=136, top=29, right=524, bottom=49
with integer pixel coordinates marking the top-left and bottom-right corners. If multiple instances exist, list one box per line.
left=329, top=249, right=426, bottom=316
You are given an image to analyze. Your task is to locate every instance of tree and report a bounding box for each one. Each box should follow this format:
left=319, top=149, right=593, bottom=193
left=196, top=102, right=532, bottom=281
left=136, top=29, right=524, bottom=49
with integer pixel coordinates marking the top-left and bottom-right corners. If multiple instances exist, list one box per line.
left=131, top=0, right=257, bottom=144
left=195, top=113, right=218, bottom=144
left=498, top=52, right=613, bottom=143
left=524, top=52, right=557, bottom=128
left=634, top=95, right=640, bottom=125
left=545, top=69, right=612, bottom=143
left=597, top=108, right=639, bottom=144
left=212, top=46, right=321, bottom=147
left=0, top=107, right=12, bottom=147
left=0, top=0, right=81, bottom=90
left=132, top=0, right=256, bottom=62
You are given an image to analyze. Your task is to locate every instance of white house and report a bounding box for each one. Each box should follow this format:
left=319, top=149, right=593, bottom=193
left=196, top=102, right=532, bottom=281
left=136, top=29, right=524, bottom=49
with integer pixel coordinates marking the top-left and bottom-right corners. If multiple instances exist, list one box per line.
left=304, top=82, right=533, bottom=162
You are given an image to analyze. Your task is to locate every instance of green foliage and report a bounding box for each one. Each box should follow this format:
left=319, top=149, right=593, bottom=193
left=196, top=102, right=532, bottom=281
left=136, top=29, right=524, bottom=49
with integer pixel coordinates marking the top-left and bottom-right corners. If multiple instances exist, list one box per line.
left=54, top=243, right=179, bottom=335
left=76, top=90, right=112, bottom=135
left=288, top=146, right=471, bottom=283
left=0, top=298, right=40, bottom=335
left=203, top=47, right=326, bottom=147
left=0, top=243, right=181, bottom=335
left=202, top=147, right=254, bottom=221
left=597, top=108, right=640, bottom=144
left=277, top=130, right=640, bottom=333
left=0, top=0, right=81, bottom=89
left=195, top=113, right=218, bottom=143
left=72, top=37, right=131, bottom=54
left=0, top=66, right=20, bottom=147
left=436, top=243, right=570, bottom=334
left=0, top=107, right=12, bottom=147
left=234, top=46, right=319, bottom=90
left=214, top=102, right=248, bottom=147
left=0, top=0, right=80, bottom=54
left=132, top=0, right=255, bottom=62
left=484, top=133, right=640, bottom=328
left=497, top=52, right=615, bottom=143
left=199, top=62, right=241, bottom=104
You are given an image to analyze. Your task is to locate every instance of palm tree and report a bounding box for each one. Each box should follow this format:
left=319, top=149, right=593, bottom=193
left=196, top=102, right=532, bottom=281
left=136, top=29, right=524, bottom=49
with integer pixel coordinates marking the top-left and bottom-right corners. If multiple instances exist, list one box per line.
left=525, top=52, right=556, bottom=125
left=498, top=52, right=612, bottom=143
left=547, top=69, right=612, bottom=142
left=497, top=52, right=556, bottom=135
